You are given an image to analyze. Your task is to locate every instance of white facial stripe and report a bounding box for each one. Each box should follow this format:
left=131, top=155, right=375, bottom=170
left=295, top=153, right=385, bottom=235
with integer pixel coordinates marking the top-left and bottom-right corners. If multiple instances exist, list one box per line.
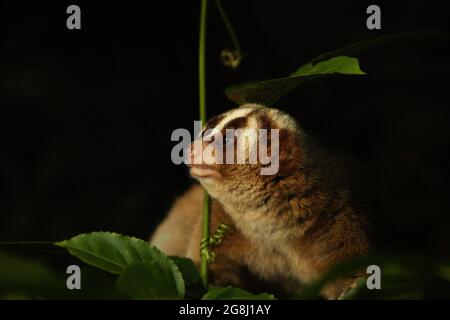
left=214, top=108, right=253, bottom=132
left=203, top=127, right=221, bottom=139
left=247, top=116, right=258, bottom=129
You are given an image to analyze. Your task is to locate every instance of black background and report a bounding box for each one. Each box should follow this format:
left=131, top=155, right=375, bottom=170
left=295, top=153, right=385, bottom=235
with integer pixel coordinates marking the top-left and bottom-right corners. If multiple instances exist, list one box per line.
left=0, top=1, right=449, bottom=258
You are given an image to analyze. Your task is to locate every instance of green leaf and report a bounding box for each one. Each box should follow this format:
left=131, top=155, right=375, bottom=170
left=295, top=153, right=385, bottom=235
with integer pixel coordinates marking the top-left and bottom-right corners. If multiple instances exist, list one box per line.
left=0, top=247, right=121, bottom=299
left=202, top=285, right=275, bottom=300
left=225, top=56, right=364, bottom=105
left=225, top=30, right=448, bottom=105
left=116, top=262, right=182, bottom=299
left=55, top=232, right=185, bottom=297
left=292, top=56, right=365, bottom=77
left=294, top=253, right=450, bottom=300
left=170, top=256, right=201, bottom=286
left=0, top=250, right=62, bottom=299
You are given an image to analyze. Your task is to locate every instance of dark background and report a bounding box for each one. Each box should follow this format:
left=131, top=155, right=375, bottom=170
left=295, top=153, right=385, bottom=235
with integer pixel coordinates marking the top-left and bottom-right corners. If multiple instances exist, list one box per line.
left=0, top=1, right=449, bottom=259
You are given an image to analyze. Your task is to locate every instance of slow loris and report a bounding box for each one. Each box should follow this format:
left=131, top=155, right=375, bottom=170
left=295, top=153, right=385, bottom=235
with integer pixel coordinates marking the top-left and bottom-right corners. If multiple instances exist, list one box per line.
left=151, top=104, right=372, bottom=299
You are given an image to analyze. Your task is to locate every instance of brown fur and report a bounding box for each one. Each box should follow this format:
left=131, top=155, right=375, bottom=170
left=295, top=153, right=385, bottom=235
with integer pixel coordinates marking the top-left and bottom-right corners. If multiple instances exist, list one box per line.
left=151, top=104, right=373, bottom=299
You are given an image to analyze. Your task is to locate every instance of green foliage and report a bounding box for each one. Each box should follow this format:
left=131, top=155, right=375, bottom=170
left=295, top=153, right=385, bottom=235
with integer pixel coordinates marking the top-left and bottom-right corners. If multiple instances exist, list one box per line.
left=292, top=56, right=365, bottom=77
left=170, top=256, right=202, bottom=287
left=0, top=250, right=62, bottom=299
left=2, top=233, right=450, bottom=300
left=0, top=248, right=123, bottom=299
left=225, top=30, right=447, bottom=105
left=53, top=232, right=277, bottom=299
left=294, top=253, right=450, bottom=300
left=225, top=56, right=365, bottom=105
left=55, top=232, right=185, bottom=298
left=201, top=222, right=232, bottom=263
left=116, top=262, right=182, bottom=299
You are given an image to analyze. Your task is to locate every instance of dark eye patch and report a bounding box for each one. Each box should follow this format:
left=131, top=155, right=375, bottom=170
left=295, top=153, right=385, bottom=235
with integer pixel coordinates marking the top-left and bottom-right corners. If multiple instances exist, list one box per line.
left=257, top=113, right=274, bottom=130
left=216, top=117, right=248, bottom=150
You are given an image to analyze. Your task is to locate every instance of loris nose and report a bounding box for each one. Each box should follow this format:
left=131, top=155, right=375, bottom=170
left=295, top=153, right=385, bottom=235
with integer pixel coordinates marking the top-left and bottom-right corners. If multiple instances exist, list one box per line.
left=186, top=139, right=204, bottom=166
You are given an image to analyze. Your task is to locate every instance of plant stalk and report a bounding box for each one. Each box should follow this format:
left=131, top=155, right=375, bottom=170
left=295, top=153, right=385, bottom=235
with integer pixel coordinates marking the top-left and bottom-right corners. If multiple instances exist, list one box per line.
left=214, top=0, right=242, bottom=55
left=199, top=0, right=210, bottom=289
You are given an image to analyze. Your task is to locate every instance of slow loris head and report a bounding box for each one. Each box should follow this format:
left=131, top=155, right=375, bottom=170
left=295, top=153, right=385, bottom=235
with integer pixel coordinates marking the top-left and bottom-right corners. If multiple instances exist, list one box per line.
left=186, top=104, right=307, bottom=209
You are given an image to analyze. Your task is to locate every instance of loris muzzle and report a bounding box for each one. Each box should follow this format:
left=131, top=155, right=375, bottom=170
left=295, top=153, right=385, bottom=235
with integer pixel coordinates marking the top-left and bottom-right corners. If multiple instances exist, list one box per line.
left=151, top=103, right=373, bottom=299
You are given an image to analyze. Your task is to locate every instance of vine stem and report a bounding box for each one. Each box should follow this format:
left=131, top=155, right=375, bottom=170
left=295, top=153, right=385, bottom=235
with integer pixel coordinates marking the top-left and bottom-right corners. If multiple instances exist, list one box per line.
left=213, top=0, right=241, bottom=55
left=198, top=0, right=211, bottom=289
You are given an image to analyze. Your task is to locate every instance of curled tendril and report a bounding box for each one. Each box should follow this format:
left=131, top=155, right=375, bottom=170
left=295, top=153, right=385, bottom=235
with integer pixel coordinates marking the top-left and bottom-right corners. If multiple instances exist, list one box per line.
left=221, top=49, right=242, bottom=70
left=200, top=237, right=215, bottom=263
left=200, top=222, right=232, bottom=263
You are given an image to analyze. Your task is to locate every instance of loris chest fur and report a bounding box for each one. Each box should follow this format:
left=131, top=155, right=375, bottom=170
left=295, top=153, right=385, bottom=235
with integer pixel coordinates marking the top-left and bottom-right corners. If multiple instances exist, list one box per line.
left=151, top=104, right=373, bottom=299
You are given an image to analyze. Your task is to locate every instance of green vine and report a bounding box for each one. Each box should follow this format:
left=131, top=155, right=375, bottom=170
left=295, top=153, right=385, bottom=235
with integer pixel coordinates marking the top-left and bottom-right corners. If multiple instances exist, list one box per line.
left=214, top=0, right=243, bottom=69
left=198, top=0, right=210, bottom=289
left=198, top=0, right=241, bottom=288
left=200, top=222, right=232, bottom=263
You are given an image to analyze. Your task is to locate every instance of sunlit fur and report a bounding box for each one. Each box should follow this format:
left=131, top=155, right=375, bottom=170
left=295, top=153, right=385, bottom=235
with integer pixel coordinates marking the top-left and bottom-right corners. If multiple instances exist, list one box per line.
left=151, top=104, right=373, bottom=299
